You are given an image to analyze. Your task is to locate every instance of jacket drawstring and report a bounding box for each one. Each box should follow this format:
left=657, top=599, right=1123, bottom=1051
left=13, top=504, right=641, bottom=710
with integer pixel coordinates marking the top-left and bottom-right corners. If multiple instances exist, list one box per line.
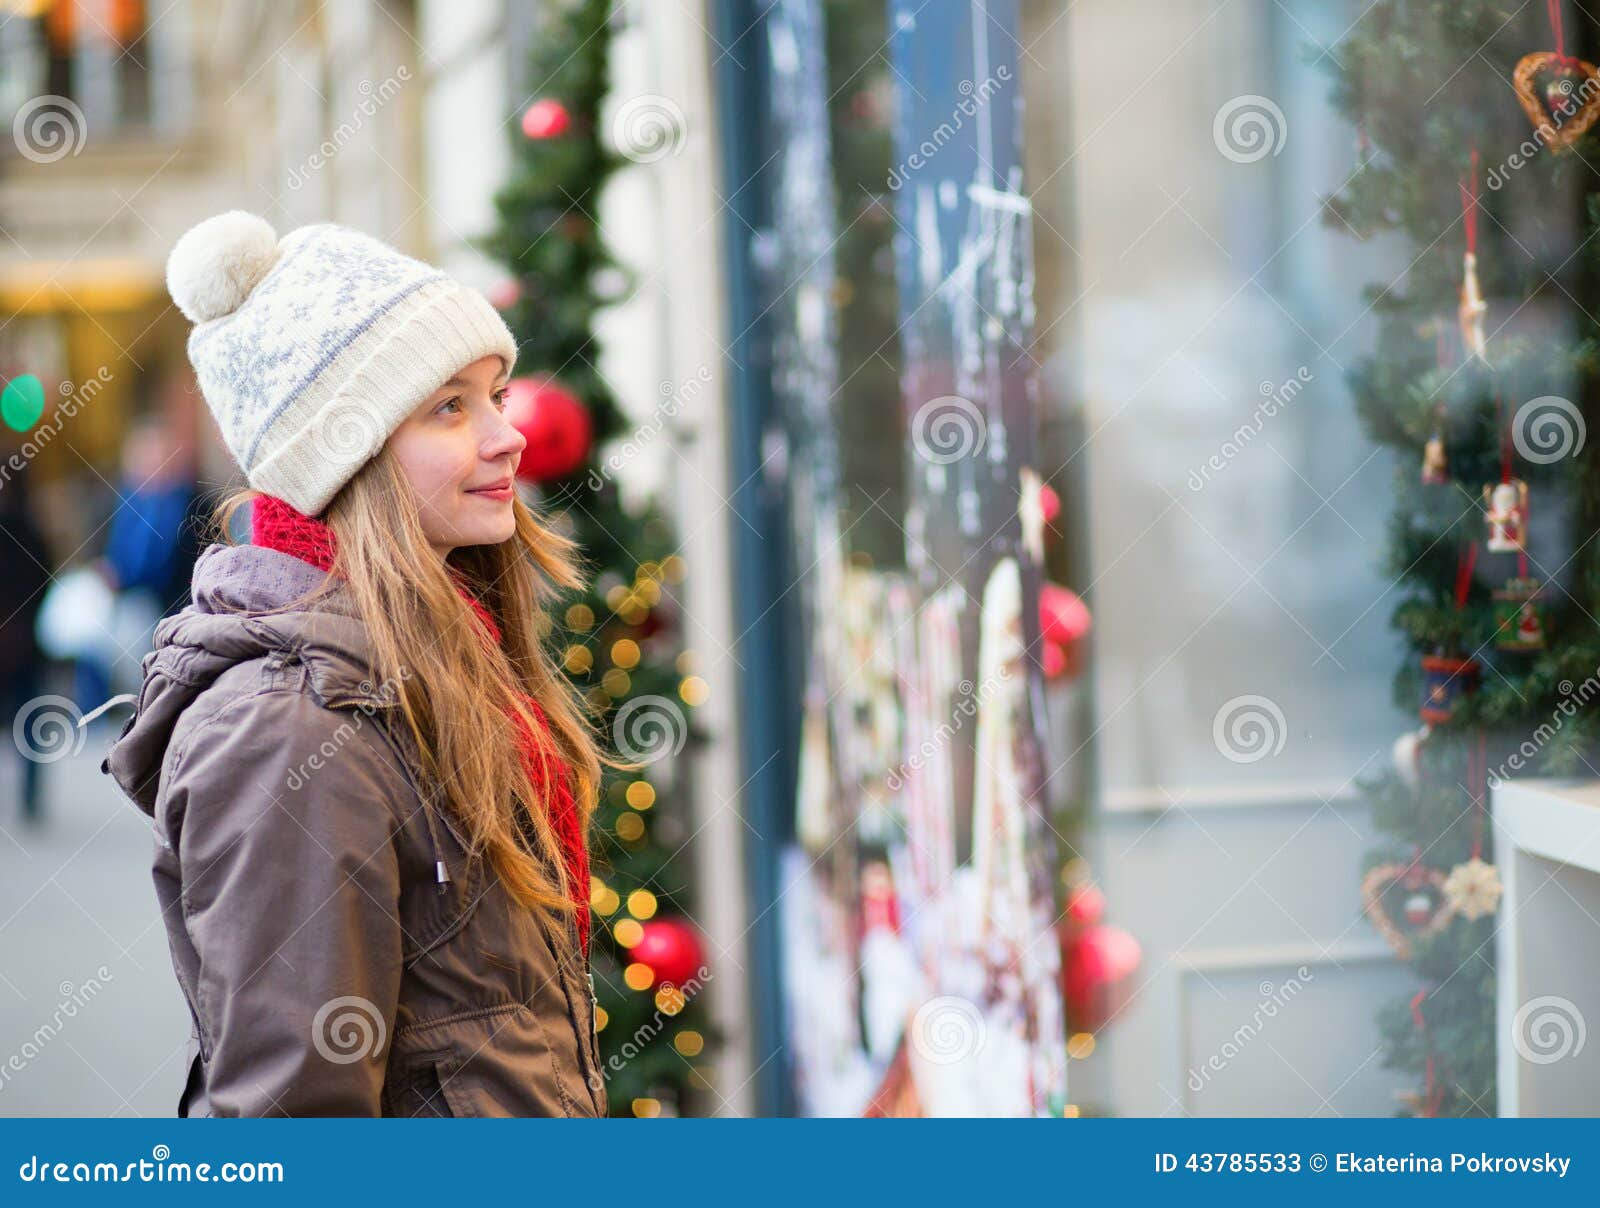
left=421, top=790, right=451, bottom=892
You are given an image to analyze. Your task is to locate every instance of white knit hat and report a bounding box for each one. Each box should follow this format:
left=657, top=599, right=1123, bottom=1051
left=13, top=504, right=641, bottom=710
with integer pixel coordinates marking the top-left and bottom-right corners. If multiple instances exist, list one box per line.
left=166, top=210, right=518, bottom=515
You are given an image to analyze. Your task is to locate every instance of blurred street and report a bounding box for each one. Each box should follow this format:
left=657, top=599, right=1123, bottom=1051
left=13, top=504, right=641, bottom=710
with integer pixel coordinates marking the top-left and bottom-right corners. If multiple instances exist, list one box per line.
left=0, top=724, right=187, bottom=1117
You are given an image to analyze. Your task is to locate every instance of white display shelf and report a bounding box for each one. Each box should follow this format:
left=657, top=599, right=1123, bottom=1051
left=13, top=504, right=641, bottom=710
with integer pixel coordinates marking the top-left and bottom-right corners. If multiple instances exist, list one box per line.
left=1492, top=777, right=1600, bottom=1117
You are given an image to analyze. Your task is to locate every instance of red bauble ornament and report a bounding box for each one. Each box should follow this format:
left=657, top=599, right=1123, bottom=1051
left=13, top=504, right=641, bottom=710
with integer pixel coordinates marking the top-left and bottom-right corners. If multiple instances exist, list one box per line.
left=1039, top=482, right=1061, bottom=525
left=521, top=98, right=571, bottom=140
left=631, top=918, right=706, bottom=989
left=505, top=377, right=593, bottom=483
left=1042, top=641, right=1067, bottom=680
left=1039, top=583, right=1090, bottom=646
left=1059, top=922, right=1141, bottom=1033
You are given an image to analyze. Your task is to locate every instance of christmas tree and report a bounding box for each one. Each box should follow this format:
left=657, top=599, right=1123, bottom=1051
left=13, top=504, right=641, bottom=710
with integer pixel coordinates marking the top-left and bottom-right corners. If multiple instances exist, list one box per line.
left=1325, top=2, right=1600, bottom=1116
left=479, top=0, right=712, bottom=1117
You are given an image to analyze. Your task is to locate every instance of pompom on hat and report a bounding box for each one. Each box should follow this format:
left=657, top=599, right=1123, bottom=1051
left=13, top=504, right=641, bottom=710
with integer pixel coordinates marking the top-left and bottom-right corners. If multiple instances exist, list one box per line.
left=167, top=210, right=518, bottom=516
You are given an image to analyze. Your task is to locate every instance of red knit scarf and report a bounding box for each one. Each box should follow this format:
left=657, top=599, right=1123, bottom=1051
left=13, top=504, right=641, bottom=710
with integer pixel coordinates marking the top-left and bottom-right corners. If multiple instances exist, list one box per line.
left=251, top=493, right=590, bottom=956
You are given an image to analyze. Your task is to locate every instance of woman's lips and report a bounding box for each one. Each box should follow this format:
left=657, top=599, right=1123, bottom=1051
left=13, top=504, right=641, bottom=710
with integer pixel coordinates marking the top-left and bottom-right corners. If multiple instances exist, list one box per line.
left=466, top=482, right=514, bottom=501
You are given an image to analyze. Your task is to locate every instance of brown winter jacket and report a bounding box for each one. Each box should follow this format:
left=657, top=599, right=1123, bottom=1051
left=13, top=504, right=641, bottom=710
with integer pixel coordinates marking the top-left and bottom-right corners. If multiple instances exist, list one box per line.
left=102, top=541, right=607, bottom=1117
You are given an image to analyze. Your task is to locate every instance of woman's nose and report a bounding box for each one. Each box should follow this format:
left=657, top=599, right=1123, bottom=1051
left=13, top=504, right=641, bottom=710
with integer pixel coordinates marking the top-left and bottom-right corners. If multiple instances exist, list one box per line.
left=483, top=409, right=527, bottom=460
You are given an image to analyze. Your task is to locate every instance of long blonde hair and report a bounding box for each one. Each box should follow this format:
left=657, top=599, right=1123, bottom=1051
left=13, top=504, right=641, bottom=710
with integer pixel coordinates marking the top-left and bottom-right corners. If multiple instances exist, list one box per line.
left=217, top=448, right=602, bottom=923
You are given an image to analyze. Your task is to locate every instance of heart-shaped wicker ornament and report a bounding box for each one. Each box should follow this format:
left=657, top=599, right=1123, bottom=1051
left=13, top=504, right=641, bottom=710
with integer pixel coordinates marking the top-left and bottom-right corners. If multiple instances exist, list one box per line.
left=1512, top=51, right=1600, bottom=151
left=1361, top=862, right=1456, bottom=960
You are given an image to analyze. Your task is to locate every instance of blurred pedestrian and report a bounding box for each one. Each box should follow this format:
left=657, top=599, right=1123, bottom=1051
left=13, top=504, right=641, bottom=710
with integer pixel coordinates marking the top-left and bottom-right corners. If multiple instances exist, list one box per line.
left=74, top=417, right=200, bottom=710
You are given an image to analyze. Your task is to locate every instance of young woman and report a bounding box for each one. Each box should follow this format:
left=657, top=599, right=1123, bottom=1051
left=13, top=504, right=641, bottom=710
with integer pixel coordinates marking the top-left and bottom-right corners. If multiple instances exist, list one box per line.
left=104, top=211, right=608, bottom=1117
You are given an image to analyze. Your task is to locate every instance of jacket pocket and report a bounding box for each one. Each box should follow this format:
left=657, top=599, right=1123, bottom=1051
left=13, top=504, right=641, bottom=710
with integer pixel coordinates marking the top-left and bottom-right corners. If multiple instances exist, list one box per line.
left=382, top=1056, right=457, bottom=1118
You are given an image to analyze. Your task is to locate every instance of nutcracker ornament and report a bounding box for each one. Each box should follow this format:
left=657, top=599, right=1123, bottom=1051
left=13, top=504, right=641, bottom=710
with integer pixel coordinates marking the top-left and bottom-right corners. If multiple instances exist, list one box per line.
left=1482, top=478, right=1528, bottom=552
left=1420, top=653, right=1479, bottom=725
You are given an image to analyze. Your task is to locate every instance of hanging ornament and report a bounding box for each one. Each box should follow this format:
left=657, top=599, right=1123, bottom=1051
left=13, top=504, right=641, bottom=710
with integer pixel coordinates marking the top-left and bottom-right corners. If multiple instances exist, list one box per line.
left=1362, top=861, right=1457, bottom=960
left=1483, top=478, right=1529, bottom=552
left=1484, top=394, right=1531, bottom=555
left=1039, top=482, right=1061, bottom=525
left=1403, top=891, right=1435, bottom=926
left=1042, top=641, right=1068, bottom=680
left=1039, top=582, right=1091, bottom=647
left=1039, top=583, right=1090, bottom=682
left=1421, top=429, right=1449, bottom=484
left=504, top=376, right=593, bottom=483
left=1420, top=546, right=1481, bottom=725
left=520, top=97, right=572, bottom=140
left=1443, top=856, right=1503, bottom=921
left=1493, top=576, right=1546, bottom=651
left=630, top=918, right=706, bottom=989
left=1420, top=654, right=1480, bottom=724
left=1458, top=150, right=1490, bottom=366
left=1512, top=3, right=1600, bottom=151
left=1391, top=724, right=1430, bottom=791
left=1421, top=395, right=1450, bottom=484
left=1058, top=921, right=1141, bottom=1034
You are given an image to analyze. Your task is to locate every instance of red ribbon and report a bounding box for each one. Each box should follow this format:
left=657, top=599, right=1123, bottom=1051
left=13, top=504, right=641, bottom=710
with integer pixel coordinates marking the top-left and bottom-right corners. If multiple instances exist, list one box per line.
left=1550, top=0, right=1570, bottom=62
left=1409, top=988, right=1443, bottom=1117
left=1459, top=148, right=1479, bottom=254
left=1469, top=730, right=1487, bottom=859
left=1454, top=542, right=1478, bottom=610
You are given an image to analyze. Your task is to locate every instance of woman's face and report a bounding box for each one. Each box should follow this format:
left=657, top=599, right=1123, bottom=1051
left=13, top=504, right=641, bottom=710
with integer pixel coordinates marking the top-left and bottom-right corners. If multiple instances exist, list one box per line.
left=386, top=355, right=525, bottom=558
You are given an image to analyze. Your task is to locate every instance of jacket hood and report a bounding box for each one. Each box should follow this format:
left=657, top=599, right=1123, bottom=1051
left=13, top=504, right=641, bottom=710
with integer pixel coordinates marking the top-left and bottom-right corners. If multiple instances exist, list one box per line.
left=103, top=542, right=390, bottom=818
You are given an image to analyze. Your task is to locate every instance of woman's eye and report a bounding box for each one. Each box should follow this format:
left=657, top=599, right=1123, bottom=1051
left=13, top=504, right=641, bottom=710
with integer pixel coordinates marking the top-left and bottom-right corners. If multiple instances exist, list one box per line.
left=437, top=397, right=462, bottom=414
left=492, top=390, right=509, bottom=408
